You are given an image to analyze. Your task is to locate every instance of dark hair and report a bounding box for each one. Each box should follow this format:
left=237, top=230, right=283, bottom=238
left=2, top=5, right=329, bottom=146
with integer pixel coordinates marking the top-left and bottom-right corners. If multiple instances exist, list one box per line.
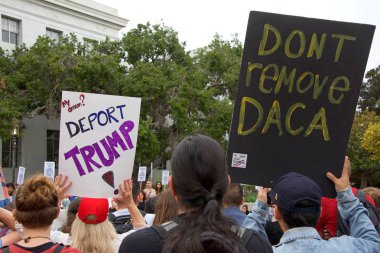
left=145, top=196, right=158, bottom=213
left=278, top=200, right=320, bottom=229
left=163, top=134, right=243, bottom=253
left=15, top=175, right=59, bottom=228
left=61, top=197, right=82, bottom=234
left=223, top=183, right=243, bottom=207
left=153, top=189, right=178, bottom=225
left=6, top=183, right=15, bottom=195
left=136, top=190, right=146, bottom=202
left=155, top=181, right=163, bottom=193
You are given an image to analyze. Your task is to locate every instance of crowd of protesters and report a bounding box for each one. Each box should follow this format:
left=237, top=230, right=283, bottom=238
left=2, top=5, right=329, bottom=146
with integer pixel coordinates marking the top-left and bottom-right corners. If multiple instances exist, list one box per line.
left=0, top=134, right=379, bottom=252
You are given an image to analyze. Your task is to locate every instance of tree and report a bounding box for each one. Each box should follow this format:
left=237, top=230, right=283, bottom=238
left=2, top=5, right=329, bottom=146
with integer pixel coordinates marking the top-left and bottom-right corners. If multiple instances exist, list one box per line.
left=359, top=65, right=380, bottom=115
left=193, top=34, right=243, bottom=100
left=347, top=111, right=380, bottom=187
left=362, top=122, right=380, bottom=162
left=0, top=48, right=26, bottom=138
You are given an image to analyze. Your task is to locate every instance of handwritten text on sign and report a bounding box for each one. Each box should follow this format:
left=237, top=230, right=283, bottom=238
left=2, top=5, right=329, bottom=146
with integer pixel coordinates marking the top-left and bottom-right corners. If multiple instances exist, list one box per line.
left=239, top=24, right=354, bottom=141
left=227, top=11, right=375, bottom=197
left=59, top=91, right=141, bottom=198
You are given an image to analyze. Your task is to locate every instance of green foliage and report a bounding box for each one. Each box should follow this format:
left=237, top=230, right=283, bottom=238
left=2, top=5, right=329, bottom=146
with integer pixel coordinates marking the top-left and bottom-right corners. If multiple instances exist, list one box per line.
left=362, top=122, right=380, bottom=162
left=242, top=184, right=257, bottom=203
left=0, top=22, right=242, bottom=170
left=194, top=34, right=243, bottom=99
left=359, top=65, right=380, bottom=115
left=347, top=111, right=379, bottom=172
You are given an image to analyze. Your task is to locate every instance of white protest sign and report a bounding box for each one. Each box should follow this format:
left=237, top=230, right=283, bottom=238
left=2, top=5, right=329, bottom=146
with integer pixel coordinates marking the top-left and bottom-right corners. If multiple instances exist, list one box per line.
left=59, top=91, right=141, bottom=197
left=138, top=166, right=147, bottom=182
left=162, top=170, right=169, bottom=185
left=0, top=168, right=9, bottom=200
left=17, top=166, right=26, bottom=184
left=44, top=162, right=55, bottom=180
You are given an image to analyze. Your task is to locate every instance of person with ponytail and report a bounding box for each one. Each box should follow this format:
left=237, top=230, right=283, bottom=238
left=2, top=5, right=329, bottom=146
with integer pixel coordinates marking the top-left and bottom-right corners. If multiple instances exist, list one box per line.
left=119, top=134, right=272, bottom=253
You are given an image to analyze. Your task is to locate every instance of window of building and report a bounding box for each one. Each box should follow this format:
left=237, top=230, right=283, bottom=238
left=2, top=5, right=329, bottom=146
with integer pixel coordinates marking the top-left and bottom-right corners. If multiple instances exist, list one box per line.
left=46, top=28, right=62, bottom=40
left=47, top=130, right=59, bottom=165
left=2, top=16, right=20, bottom=45
left=1, top=138, right=21, bottom=168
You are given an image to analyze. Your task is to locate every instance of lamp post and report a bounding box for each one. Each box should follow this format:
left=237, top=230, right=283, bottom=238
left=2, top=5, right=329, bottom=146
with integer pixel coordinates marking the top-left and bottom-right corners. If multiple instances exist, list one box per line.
left=11, top=125, right=18, bottom=184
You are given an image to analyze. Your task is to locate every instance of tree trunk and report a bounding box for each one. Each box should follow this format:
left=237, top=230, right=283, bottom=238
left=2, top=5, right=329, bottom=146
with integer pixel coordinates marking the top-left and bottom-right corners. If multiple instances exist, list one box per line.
left=360, top=174, right=368, bottom=189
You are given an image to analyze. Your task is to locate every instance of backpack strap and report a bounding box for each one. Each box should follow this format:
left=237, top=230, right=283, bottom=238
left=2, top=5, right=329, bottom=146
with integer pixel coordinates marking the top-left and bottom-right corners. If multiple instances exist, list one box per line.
left=52, top=244, right=65, bottom=253
left=356, top=190, right=367, bottom=204
left=238, top=227, right=254, bottom=247
left=151, top=220, right=179, bottom=239
left=108, top=213, right=116, bottom=222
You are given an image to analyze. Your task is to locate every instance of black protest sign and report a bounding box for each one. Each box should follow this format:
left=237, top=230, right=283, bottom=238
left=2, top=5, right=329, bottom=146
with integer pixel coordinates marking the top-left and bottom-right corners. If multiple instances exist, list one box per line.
left=227, top=11, right=375, bottom=197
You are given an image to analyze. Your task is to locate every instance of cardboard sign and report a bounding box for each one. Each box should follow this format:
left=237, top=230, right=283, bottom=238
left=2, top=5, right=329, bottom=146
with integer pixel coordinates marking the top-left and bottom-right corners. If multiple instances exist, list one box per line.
left=138, top=166, right=147, bottom=182
left=227, top=11, right=375, bottom=197
left=59, top=91, right=141, bottom=197
left=0, top=168, right=9, bottom=200
left=44, top=162, right=55, bottom=180
left=162, top=170, right=169, bottom=185
left=17, top=166, right=26, bottom=185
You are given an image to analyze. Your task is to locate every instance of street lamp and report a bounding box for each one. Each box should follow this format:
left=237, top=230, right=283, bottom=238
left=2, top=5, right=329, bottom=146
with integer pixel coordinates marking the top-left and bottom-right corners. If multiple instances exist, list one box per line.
left=11, top=124, right=19, bottom=184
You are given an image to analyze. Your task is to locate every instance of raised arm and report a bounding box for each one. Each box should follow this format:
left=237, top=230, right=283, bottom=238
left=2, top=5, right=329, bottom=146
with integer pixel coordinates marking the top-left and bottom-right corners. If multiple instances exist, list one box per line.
left=0, top=207, right=15, bottom=230
left=115, top=179, right=147, bottom=229
left=326, top=157, right=380, bottom=250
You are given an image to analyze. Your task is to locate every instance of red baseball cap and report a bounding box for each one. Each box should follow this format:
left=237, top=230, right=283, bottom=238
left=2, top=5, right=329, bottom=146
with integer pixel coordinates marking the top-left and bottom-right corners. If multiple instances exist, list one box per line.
left=78, top=198, right=108, bottom=224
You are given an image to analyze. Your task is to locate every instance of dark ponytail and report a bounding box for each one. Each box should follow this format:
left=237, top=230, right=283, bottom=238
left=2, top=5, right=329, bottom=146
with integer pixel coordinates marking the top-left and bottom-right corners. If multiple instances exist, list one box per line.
left=163, top=134, right=246, bottom=253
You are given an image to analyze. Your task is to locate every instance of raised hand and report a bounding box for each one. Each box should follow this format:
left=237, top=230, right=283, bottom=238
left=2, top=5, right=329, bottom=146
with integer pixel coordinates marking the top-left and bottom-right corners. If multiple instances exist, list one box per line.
left=326, top=156, right=350, bottom=192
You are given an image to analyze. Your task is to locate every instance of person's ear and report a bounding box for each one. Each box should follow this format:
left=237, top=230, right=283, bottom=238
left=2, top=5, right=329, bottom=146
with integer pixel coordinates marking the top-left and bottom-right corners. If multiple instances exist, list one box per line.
left=227, top=175, right=231, bottom=186
left=169, top=175, right=176, bottom=197
left=274, top=205, right=281, bottom=221
left=240, top=196, right=244, bottom=206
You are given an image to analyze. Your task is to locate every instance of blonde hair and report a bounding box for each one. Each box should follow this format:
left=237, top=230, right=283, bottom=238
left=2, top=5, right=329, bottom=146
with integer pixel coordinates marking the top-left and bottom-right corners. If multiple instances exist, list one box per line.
left=71, top=217, right=117, bottom=253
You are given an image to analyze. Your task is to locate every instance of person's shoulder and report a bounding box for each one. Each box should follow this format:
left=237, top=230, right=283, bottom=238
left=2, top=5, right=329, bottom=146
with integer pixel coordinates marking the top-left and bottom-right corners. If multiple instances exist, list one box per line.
left=55, top=245, right=82, bottom=253
left=119, top=227, right=163, bottom=253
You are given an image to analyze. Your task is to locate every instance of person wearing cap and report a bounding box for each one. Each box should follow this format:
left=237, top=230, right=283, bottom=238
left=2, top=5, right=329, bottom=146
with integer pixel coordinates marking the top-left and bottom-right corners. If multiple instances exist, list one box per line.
left=242, top=157, right=380, bottom=252
left=70, top=179, right=146, bottom=253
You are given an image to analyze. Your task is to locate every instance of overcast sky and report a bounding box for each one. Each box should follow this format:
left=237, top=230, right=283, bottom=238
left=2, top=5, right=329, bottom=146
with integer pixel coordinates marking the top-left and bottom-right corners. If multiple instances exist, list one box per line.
left=94, top=0, right=380, bottom=72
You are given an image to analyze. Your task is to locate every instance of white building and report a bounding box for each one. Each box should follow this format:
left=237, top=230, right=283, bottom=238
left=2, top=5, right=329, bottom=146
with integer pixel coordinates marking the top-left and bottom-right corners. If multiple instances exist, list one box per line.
left=0, top=0, right=128, bottom=182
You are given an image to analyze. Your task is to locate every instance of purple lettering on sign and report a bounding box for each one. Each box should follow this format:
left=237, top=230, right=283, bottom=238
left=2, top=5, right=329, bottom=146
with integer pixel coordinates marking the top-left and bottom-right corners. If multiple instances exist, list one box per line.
left=93, top=139, right=114, bottom=167
left=64, top=146, right=86, bottom=176
left=119, top=120, right=134, bottom=149
left=64, top=120, right=136, bottom=177
left=80, top=145, right=102, bottom=173
left=106, top=130, right=128, bottom=158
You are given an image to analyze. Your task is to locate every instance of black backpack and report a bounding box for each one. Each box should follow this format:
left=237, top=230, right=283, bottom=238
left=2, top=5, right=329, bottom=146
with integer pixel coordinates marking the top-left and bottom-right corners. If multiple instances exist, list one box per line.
left=108, top=210, right=146, bottom=234
left=151, top=218, right=257, bottom=252
left=337, top=190, right=380, bottom=236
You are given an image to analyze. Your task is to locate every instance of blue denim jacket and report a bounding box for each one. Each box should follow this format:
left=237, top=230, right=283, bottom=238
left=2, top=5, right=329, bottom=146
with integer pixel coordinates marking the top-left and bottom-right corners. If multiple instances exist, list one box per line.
left=242, top=188, right=380, bottom=253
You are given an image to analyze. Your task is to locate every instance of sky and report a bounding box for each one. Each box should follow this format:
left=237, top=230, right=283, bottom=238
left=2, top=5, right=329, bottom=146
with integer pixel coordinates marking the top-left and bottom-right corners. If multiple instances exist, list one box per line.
left=93, top=0, right=380, bottom=73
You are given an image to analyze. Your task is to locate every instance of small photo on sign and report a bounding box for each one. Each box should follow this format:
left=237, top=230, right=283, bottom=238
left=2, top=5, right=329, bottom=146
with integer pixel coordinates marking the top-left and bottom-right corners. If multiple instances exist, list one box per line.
left=162, top=170, right=170, bottom=185
left=17, top=166, right=26, bottom=185
left=138, top=166, right=147, bottom=182
left=44, top=162, right=55, bottom=180
left=231, top=153, right=248, bottom=168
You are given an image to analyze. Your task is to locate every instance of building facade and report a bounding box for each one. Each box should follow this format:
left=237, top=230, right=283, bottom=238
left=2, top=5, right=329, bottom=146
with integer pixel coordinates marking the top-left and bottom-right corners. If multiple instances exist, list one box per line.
left=0, top=0, right=128, bottom=181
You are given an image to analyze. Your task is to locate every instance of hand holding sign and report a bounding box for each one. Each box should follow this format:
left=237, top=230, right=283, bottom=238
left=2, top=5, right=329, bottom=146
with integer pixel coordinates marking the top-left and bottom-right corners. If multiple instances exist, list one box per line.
left=54, top=174, right=72, bottom=200
left=326, top=156, right=351, bottom=192
left=114, top=179, right=134, bottom=207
